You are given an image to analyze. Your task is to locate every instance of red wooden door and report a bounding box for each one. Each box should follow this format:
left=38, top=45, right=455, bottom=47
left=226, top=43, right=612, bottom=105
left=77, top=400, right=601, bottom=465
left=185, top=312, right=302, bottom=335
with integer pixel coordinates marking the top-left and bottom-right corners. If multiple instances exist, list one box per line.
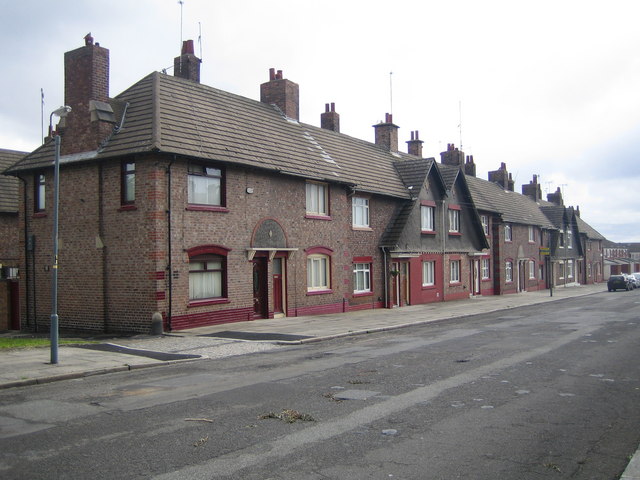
left=252, top=258, right=268, bottom=319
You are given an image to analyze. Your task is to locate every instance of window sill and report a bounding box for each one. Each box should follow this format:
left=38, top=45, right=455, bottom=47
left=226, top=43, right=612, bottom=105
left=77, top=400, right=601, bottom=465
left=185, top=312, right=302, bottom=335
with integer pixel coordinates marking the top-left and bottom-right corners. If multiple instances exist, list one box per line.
left=352, top=226, right=373, bottom=232
left=186, top=205, right=229, bottom=213
left=188, top=298, right=230, bottom=308
left=306, top=289, right=333, bottom=296
left=305, top=214, right=332, bottom=221
left=352, top=291, right=373, bottom=298
left=421, top=230, right=436, bottom=235
left=448, top=232, right=462, bottom=237
left=33, top=212, right=47, bottom=218
left=449, top=281, right=462, bottom=285
left=421, top=284, right=436, bottom=290
left=118, top=205, right=137, bottom=212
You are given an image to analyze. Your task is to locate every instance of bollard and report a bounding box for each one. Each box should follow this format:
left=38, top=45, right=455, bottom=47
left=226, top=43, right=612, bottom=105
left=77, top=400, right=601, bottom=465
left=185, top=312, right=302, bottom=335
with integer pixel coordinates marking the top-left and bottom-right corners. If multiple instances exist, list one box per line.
left=150, top=311, right=163, bottom=336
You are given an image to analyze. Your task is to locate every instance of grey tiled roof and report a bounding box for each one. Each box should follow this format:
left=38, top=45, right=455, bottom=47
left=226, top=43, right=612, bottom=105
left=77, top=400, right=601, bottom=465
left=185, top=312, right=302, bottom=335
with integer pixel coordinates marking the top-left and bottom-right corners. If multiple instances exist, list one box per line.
left=466, top=174, right=555, bottom=228
left=575, top=215, right=606, bottom=241
left=7, top=73, right=412, bottom=200
left=0, top=149, right=26, bottom=213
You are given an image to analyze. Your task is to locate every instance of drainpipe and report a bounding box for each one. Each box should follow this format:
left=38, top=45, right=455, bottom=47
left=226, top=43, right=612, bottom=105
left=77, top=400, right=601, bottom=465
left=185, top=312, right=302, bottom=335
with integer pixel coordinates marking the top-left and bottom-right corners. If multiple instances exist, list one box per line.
left=382, top=247, right=389, bottom=308
left=441, top=199, right=447, bottom=301
left=166, top=155, right=175, bottom=331
left=18, top=176, right=30, bottom=330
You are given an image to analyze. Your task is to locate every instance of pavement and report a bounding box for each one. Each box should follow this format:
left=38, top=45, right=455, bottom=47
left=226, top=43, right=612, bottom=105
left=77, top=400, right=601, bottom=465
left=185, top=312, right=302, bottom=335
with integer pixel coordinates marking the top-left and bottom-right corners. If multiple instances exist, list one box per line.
left=1, top=282, right=640, bottom=478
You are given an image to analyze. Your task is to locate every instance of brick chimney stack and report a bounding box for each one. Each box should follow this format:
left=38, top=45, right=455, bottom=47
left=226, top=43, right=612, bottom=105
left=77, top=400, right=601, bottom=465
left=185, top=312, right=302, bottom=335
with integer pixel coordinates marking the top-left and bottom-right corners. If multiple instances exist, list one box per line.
left=547, top=187, right=564, bottom=205
left=488, top=162, right=514, bottom=191
left=464, top=155, right=476, bottom=177
left=406, top=130, right=423, bottom=157
left=174, top=39, right=201, bottom=83
left=62, top=34, right=113, bottom=154
left=321, top=103, right=340, bottom=132
left=373, top=113, right=399, bottom=152
left=522, top=174, right=542, bottom=202
left=260, top=68, right=300, bottom=121
left=440, top=143, right=464, bottom=167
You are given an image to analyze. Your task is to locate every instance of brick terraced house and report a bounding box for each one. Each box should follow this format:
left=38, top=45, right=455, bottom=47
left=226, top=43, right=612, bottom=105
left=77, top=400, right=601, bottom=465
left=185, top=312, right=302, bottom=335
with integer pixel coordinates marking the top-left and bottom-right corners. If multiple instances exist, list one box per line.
left=0, top=149, right=24, bottom=330
left=2, top=37, right=605, bottom=334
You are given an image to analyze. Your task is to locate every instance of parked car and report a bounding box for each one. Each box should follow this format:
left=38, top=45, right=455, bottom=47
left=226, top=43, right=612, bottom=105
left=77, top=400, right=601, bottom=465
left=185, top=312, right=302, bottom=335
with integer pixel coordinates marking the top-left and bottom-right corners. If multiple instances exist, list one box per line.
left=632, top=273, right=640, bottom=286
left=626, top=275, right=637, bottom=289
left=608, top=275, right=632, bottom=291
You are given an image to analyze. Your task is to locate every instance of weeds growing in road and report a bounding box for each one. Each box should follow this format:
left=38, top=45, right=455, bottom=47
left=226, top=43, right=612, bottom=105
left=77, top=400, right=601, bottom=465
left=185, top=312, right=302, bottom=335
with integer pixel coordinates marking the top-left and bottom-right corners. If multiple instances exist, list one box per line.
left=259, top=409, right=315, bottom=423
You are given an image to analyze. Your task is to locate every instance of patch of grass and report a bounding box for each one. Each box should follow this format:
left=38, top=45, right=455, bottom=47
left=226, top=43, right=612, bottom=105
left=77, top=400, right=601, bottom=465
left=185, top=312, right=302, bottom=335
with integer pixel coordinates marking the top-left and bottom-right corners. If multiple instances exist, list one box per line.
left=0, top=338, right=96, bottom=350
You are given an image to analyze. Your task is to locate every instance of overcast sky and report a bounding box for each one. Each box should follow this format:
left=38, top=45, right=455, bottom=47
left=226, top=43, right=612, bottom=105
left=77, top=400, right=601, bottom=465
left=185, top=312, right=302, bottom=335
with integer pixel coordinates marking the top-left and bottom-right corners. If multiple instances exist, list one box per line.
left=1, top=0, right=639, bottom=242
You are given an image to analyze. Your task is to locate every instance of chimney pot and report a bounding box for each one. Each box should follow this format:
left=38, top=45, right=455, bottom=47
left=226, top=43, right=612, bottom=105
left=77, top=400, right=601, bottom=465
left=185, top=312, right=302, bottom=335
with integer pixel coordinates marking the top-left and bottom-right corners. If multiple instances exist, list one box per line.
left=181, top=39, right=195, bottom=55
left=321, top=101, right=340, bottom=132
left=260, top=68, right=300, bottom=120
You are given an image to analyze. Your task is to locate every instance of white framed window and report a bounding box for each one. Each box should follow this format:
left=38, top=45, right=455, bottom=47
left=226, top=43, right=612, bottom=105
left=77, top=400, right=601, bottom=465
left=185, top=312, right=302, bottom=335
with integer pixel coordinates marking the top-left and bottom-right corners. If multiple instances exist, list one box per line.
left=188, top=163, right=223, bottom=206
left=448, top=208, right=460, bottom=233
left=422, top=261, right=435, bottom=286
left=353, top=263, right=371, bottom=293
left=505, top=261, right=513, bottom=282
left=559, top=262, right=565, bottom=279
left=528, top=225, right=535, bottom=243
left=352, top=197, right=369, bottom=228
left=567, top=259, right=574, bottom=278
left=189, top=256, right=225, bottom=300
left=481, top=258, right=490, bottom=279
left=528, top=260, right=536, bottom=279
left=35, top=173, right=46, bottom=212
left=421, top=205, right=435, bottom=231
left=588, top=263, right=592, bottom=278
left=450, top=260, right=461, bottom=283
left=505, top=224, right=512, bottom=242
left=567, top=230, right=573, bottom=249
left=559, top=231, right=565, bottom=247
left=481, top=215, right=489, bottom=235
left=306, top=181, right=328, bottom=216
left=307, top=254, right=330, bottom=291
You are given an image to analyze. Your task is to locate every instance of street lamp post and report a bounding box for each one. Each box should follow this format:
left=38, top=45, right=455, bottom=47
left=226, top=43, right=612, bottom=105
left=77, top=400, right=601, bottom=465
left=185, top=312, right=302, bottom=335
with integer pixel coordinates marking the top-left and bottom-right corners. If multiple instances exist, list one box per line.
left=49, top=106, right=71, bottom=365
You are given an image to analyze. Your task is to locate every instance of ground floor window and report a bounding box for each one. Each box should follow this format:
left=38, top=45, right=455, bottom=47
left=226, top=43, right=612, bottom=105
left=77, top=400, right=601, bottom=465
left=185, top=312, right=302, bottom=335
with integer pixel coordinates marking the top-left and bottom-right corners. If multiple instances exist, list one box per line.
left=422, top=261, right=435, bottom=286
left=450, top=260, right=461, bottom=283
left=189, top=256, right=225, bottom=299
left=481, top=258, right=490, bottom=279
left=505, top=261, right=513, bottom=282
left=567, top=259, right=574, bottom=278
left=353, top=262, right=371, bottom=293
left=308, top=254, right=330, bottom=291
left=528, top=260, right=536, bottom=279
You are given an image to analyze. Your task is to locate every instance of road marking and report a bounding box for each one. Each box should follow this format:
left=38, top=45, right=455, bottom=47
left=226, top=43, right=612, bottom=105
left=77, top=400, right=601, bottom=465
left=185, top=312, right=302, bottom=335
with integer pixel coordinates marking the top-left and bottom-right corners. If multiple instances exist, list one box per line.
left=154, top=323, right=600, bottom=480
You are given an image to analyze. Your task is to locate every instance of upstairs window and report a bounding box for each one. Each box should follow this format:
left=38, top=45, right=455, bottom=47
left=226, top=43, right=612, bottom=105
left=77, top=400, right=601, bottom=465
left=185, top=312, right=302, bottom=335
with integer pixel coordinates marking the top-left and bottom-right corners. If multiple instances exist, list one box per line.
left=306, top=181, right=329, bottom=216
left=188, top=163, right=224, bottom=206
left=352, top=197, right=369, bottom=228
left=121, top=161, right=136, bottom=205
left=504, top=224, right=512, bottom=242
left=567, top=230, right=573, bottom=249
left=421, top=205, right=435, bottom=232
left=481, top=215, right=489, bottom=235
left=448, top=207, right=460, bottom=233
left=528, top=225, right=535, bottom=243
left=35, top=173, right=46, bottom=212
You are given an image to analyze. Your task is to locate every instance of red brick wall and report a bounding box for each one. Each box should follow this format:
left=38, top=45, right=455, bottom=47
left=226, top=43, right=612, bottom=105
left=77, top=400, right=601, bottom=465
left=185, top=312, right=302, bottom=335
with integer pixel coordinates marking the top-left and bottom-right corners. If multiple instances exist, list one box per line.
left=0, top=213, right=19, bottom=267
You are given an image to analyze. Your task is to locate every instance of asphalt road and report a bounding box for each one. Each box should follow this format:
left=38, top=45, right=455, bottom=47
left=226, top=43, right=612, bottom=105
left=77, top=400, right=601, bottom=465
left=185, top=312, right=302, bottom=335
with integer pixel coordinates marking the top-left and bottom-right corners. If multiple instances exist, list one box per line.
left=1, top=291, right=639, bottom=479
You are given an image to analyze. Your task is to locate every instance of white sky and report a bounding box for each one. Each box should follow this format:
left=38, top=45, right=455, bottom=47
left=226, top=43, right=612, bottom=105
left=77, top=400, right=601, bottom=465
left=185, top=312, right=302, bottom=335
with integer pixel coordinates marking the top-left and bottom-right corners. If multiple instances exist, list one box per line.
left=1, top=0, right=639, bottom=242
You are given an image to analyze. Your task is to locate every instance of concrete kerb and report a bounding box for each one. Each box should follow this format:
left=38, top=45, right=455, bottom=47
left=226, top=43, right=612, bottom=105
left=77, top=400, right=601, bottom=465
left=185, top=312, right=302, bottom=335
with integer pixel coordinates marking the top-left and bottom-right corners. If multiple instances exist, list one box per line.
left=0, top=355, right=205, bottom=391
left=277, top=286, right=600, bottom=345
